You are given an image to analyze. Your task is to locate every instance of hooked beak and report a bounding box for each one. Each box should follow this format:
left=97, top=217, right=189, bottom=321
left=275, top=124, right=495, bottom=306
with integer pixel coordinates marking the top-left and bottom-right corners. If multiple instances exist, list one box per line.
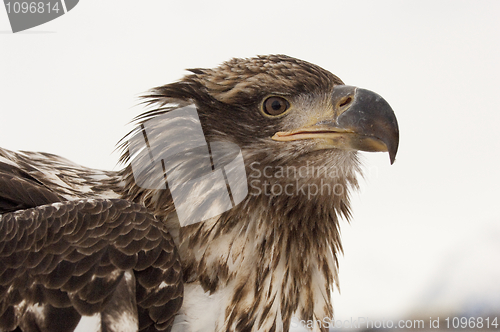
left=272, top=85, right=399, bottom=164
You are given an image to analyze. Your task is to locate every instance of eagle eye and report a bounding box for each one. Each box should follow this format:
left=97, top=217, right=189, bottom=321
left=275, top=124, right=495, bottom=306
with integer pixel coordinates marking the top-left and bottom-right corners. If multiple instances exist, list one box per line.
left=263, top=96, right=290, bottom=116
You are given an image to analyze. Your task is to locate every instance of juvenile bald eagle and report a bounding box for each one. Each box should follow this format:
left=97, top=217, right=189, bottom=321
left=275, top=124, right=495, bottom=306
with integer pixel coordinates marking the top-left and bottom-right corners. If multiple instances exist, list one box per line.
left=0, top=55, right=398, bottom=332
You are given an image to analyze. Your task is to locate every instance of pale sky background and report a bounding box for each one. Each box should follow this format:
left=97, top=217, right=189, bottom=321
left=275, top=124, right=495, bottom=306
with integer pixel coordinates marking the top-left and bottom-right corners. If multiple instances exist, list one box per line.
left=1, top=0, right=500, bottom=327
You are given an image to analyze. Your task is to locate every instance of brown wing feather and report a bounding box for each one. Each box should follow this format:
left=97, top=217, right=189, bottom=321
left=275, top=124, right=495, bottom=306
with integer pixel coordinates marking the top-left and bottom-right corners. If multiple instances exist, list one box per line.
left=0, top=166, right=63, bottom=213
left=0, top=198, right=183, bottom=332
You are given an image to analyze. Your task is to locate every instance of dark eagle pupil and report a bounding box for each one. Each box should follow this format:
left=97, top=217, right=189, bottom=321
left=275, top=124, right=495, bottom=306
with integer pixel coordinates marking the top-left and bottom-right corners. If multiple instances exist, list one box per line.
left=272, top=100, right=282, bottom=111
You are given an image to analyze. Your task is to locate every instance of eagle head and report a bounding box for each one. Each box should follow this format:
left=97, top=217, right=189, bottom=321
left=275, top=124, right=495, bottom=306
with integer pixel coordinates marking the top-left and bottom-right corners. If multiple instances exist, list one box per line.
left=144, top=55, right=398, bottom=163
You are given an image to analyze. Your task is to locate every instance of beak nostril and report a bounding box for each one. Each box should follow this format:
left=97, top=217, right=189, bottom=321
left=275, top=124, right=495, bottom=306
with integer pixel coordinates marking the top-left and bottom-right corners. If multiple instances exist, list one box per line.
left=339, top=96, right=353, bottom=108
left=332, top=85, right=357, bottom=116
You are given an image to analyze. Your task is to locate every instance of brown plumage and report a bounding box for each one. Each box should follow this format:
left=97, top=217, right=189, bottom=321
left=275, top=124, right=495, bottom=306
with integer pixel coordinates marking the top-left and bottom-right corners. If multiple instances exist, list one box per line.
left=0, top=55, right=398, bottom=332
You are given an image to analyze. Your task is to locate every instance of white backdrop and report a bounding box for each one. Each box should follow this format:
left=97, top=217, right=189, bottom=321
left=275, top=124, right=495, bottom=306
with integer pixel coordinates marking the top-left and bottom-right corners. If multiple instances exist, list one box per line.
left=1, top=0, right=500, bottom=327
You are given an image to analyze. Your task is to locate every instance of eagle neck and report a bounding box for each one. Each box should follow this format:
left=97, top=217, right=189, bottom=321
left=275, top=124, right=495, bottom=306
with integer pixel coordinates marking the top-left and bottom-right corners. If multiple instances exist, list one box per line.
left=176, top=189, right=345, bottom=332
